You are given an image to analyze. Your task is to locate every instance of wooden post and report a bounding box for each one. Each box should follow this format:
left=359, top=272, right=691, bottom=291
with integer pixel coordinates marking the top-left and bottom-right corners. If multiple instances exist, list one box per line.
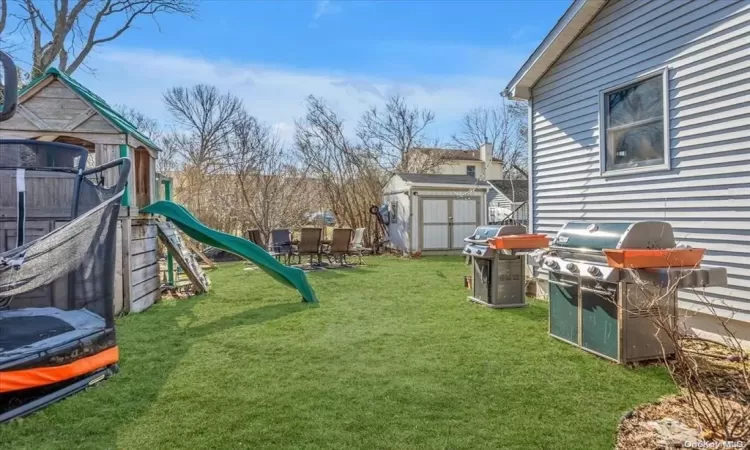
left=119, top=144, right=130, bottom=207
left=121, top=216, right=133, bottom=311
left=162, top=178, right=175, bottom=286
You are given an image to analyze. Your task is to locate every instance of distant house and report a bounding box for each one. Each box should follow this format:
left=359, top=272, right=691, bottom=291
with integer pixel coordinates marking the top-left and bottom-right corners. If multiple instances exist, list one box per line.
left=487, top=179, right=529, bottom=225
left=409, top=143, right=504, bottom=180
left=504, top=0, right=750, bottom=345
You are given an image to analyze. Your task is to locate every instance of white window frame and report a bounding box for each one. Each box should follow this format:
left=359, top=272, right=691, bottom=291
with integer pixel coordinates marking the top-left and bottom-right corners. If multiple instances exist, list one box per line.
left=599, top=67, right=671, bottom=176
left=466, top=165, right=476, bottom=177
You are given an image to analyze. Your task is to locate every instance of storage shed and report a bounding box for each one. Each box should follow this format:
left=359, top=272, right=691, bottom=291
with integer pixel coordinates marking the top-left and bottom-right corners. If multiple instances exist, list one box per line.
left=383, top=173, right=489, bottom=255
left=0, top=68, right=161, bottom=313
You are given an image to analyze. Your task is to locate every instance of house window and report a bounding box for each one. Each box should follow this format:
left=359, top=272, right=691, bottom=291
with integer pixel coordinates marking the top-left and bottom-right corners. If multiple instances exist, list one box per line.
left=466, top=165, right=476, bottom=177
left=600, top=69, right=669, bottom=175
left=390, top=201, right=398, bottom=223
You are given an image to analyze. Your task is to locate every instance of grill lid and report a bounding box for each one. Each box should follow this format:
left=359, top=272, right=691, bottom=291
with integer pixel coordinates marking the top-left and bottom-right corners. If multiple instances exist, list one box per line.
left=552, top=221, right=675, bottom=252
left=466, top=224, right=526, bottom=242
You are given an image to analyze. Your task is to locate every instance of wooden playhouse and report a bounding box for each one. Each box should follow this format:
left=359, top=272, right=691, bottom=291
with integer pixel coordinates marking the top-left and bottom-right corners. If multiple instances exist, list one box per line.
left=0, top=68, right=161, bottom=313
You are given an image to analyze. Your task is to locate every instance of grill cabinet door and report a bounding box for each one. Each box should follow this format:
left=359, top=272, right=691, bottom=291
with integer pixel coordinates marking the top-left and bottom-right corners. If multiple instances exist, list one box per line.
left=548, top=273, right=579, bottom=345
left=472, top=258, right=491, bottom=304
left=494, top=258, right=524, bottom=306
left=580, top=281, right=619, bottom=361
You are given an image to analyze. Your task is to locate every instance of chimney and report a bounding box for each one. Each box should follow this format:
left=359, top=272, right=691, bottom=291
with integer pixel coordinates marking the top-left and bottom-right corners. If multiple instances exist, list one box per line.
left=479, top=142, right=493, bottom=180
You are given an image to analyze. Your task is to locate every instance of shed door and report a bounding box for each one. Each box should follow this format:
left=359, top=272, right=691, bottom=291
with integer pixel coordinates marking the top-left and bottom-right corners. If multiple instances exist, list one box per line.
left=421, top=199, right=450, bottom=250
left=451, top=199, right=478, bottom=248
left=419, top=197, right=480, bottom=251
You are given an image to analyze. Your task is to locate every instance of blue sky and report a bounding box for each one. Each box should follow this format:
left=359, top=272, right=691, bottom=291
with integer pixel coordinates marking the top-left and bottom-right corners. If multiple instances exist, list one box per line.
left=9, top=0, right=571, bottom=143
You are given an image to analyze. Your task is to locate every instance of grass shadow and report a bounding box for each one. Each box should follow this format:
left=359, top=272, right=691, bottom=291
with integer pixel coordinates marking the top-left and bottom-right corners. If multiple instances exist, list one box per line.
left=0, top=298, right=310, bottom=450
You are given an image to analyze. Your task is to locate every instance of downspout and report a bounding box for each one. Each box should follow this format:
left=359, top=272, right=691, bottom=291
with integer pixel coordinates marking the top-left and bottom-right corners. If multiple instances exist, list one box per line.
left=527, top=96, right=533, bottom=233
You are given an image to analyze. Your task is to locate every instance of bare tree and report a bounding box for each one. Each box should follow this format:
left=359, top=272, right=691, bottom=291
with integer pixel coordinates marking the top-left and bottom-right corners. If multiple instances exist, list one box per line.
left=156, top=131, right=183, bottom=174
left=452, top=101, right=528, bottom=178
left=296, top=95, right=381, bottom=236
left=357, top=95, right=437, bottom=172
left=163, top=84, right=243, bottom=174
left=14, top=0, right=195, bottom=77
left=162, top=84, right=243, bottom=225
left=115, top=104, right=161, bottom=142
left=228, top=118, right=314, bottom=244
left=0, top=0, right=7, bottom=37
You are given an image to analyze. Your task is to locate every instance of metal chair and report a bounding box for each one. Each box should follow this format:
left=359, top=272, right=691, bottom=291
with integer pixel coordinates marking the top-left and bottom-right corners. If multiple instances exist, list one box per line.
left=295, top=228, right=323, bottom=266
left=269, top=229, right=293, bottom=264
left=351, top=227, right=370, bottom=265
left=325, top=228, right=354, bottom=266
left=246, top=229, right=263, bottom=247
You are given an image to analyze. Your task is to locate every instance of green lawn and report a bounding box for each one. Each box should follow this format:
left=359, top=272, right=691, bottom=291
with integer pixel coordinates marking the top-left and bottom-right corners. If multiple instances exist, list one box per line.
left=0, top=257, right=674, bottom=449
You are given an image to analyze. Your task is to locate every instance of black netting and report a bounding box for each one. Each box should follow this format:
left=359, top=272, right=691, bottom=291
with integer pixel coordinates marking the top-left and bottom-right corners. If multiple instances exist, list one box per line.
left=0, top=140, right=129, bottom=369
left=0, top=140, right=88, bottom=171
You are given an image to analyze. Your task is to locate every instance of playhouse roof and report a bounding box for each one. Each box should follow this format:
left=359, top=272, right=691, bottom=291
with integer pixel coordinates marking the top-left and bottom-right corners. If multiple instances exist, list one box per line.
left=19, top=67, right=161, bottom=152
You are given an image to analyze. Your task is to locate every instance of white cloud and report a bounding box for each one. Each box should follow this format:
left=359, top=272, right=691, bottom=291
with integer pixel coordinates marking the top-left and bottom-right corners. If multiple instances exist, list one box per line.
left=310, top=0, right=343, bottom=27
left=77, top=47, right=515, bottom=145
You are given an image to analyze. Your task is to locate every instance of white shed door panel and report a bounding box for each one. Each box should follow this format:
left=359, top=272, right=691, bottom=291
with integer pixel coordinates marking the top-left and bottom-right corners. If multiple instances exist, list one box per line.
left=451, top=199, right=478, bottom=248
left=422, top=199, right=449, bottom=223
left=423, top=225, right=449, bottom=250
left=421, top=199, right=449, bottom=249
left=452, top=224, right=477, bottom=248
left=452, top=199, right=476, bottom=222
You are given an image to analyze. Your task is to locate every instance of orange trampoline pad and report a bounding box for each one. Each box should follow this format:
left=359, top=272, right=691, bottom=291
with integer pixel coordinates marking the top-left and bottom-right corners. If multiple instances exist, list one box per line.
left=0, top=346, right=119, bottom=393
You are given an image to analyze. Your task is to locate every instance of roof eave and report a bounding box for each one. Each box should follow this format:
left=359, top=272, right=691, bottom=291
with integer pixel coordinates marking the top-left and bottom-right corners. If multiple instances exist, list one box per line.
left=503, top=0, right=608, bottom=101
left=406, top=182, right=490, bottom=190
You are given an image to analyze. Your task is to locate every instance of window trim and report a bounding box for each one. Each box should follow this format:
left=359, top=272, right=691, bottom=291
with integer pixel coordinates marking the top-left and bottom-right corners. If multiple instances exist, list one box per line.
left=598, top=67, right=671, bottom=177
left=466, top=165, right=476, bottom=177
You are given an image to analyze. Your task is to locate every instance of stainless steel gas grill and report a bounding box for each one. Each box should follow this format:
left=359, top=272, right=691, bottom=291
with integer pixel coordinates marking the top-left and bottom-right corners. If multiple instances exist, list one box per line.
left=536, top=221, right=727, bottom=363
left=463, top=225, right=548, bottom=309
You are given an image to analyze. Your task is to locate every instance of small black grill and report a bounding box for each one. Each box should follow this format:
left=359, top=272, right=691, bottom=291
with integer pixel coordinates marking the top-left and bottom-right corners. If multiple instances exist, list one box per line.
left=462, top=225, right=543, bottom=309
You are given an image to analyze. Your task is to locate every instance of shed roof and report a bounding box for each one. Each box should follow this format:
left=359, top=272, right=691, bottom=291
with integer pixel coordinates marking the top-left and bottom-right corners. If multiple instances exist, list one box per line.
left=395, top=173, right=490, bottom=188
left=19, top=67, right=161, bottom=151
left=503, top=0, right=607, bottom=100
left=488, top=179, right=528, bottom=202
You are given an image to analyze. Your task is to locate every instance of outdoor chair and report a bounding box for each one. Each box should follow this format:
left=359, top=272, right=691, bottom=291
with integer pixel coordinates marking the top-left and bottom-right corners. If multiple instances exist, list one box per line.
left=295, top=227, right=323, bottom=266
left=351, top=227, right=371, bottom=265
left=325, top=228, right=354, bottom=266
left=246, top=229, right=263, bottom=247
left=269, top=229, right=293, bottom=264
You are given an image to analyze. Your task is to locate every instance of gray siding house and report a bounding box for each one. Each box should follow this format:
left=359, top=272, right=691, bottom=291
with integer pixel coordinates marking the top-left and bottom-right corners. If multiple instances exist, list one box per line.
left=505, top=0, right=750, bottom=340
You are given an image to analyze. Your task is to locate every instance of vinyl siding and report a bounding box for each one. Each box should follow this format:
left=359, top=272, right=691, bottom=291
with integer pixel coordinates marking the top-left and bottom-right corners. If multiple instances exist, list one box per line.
left=530, top=0, right=750, bottom=321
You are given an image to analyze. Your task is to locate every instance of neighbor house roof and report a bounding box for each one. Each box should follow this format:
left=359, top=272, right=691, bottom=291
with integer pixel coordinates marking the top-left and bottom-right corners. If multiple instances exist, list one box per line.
left=488, top=179, right=528, bottom=203
left=19, top=67, right=161, bottom=151
left=395, top=173, right=490, bottom=188
left=414, top=147, right=503, bottom=162
left=503, top=0, right=608, bottom=100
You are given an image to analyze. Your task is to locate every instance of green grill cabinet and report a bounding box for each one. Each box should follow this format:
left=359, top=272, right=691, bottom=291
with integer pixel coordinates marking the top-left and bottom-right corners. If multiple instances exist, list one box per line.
left=542, top=220, right=727, bottom=363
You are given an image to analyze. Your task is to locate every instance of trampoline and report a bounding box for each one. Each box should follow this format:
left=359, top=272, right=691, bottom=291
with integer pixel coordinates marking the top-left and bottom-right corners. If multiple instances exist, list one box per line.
left=0, top=139, right=129, bottom=423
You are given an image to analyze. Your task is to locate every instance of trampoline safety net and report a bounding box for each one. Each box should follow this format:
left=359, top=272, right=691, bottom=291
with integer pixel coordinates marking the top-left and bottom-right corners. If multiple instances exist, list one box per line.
left=0, top=140, right=130, bottom=419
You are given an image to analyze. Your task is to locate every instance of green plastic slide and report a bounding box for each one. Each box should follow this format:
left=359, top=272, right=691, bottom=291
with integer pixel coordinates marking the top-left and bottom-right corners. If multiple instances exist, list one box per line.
left=141, top=201, right=318, bottom=303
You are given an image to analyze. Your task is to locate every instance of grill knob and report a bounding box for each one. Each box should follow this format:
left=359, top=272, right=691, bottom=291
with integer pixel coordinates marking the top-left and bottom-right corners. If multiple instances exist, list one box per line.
left=475, top=249, right=481, bottom=255
left=587, top=266, right=601, bottom=277
left=566, top=263, right=578, bottom=272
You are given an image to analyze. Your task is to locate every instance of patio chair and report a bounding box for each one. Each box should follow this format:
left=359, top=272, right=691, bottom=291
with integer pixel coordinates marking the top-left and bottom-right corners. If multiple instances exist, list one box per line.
left=351, top=227, right=371, bottom=265
left=295, top=227, right=323, bottom=266
left=269, top=229, right=293, bottom=264
left=325, top=228, right=354, bottom=266
left=246, top=229, right=263, bottom=247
